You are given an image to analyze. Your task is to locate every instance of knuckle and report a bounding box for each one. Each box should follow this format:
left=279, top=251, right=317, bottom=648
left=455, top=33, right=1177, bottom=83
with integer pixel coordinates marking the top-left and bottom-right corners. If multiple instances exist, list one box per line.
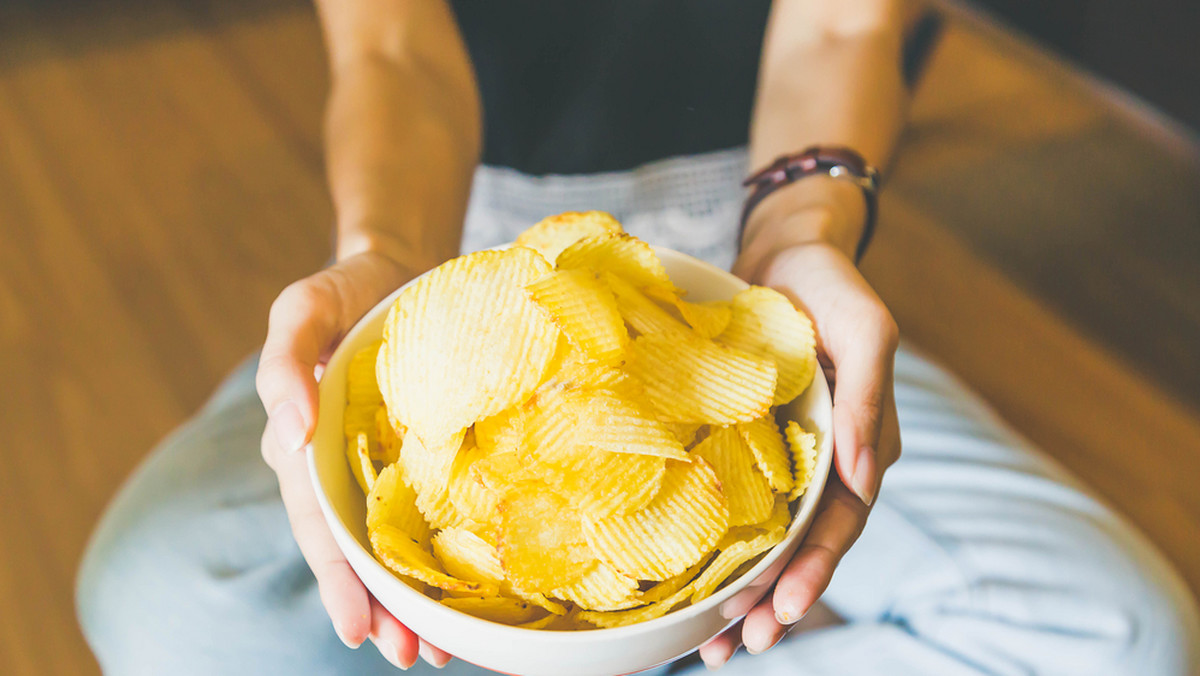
left=272, top=278, right=328, bottom=321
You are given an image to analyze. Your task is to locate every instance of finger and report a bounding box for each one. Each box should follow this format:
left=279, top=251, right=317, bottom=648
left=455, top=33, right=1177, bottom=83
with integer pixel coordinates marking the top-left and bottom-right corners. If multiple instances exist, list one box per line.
left=719, top=553, right=787, bottom=619
left=369, top=595, right=420, bottom=669
left=256, top=252, right=412, bottom=455
left=741, top=601, right=786, bottom=655
left=772, top=481, right=868, bottom=623
left=265, top=419, right=373, bottom=648
left=699, top=620, right=742, bottom=670
left=828, top=316, right=897, bottom=506
left=419, top=640, right=452, bottom=668
left=256, top=275, right=340, bottom=454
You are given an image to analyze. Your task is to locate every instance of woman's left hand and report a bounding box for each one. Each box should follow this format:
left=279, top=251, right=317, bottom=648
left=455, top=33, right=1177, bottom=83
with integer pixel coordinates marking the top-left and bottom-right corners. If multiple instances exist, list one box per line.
left=698, top=193, right=902, bottom=667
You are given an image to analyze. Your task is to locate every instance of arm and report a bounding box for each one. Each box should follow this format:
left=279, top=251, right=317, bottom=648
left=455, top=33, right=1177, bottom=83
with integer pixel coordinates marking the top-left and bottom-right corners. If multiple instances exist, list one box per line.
left=707, top=0, right=914, bottom=666
left=255, top=1, right=479, bottom=669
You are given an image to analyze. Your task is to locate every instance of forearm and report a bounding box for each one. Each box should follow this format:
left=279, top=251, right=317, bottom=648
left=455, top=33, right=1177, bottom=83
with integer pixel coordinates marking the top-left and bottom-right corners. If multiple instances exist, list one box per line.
left=746, top=0, right=911, bottom=258
left=317, top=0, right=480, bottom=271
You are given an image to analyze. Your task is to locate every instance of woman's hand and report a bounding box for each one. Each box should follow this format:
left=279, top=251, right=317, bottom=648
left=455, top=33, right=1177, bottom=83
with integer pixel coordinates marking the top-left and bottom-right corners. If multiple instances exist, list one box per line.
left=255, top=250, right=453, bottom=670
left=698, top=186, right=902, bottom=667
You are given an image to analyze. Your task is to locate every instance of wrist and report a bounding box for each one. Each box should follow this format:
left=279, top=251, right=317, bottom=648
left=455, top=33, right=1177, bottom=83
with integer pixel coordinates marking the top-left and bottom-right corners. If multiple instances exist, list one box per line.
left=741, top=175, right=867, bottom=260
left=334, top=222, right=452, bottom=276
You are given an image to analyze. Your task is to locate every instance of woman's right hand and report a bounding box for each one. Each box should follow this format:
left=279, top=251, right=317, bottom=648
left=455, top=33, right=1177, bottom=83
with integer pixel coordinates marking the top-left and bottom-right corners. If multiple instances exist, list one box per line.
left=255, top=250, right=453, bottom=670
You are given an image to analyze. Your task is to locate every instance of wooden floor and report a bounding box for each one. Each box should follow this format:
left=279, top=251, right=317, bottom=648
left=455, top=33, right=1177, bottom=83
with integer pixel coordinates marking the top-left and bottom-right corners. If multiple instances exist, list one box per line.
left=1, top=1, right=1197, bottom=673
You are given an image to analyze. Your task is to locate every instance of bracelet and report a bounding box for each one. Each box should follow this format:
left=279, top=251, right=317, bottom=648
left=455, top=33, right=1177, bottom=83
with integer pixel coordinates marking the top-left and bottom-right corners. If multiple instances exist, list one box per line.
left=738, top=146, right=881, bottom=263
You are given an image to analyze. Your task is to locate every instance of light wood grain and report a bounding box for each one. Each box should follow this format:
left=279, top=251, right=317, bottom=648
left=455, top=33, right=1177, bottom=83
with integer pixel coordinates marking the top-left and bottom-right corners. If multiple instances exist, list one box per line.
left=0, top=2, right=1196, bottom=673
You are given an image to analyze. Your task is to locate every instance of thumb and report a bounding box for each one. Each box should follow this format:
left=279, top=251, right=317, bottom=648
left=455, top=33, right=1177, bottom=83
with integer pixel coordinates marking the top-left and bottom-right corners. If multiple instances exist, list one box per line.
left=255, top=252, right=414, bottom=455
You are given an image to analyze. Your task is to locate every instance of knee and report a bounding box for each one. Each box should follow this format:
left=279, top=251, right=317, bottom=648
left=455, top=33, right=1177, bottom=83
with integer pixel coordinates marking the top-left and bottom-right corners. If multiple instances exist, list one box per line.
left=909, top=518, right=1200, bottom=675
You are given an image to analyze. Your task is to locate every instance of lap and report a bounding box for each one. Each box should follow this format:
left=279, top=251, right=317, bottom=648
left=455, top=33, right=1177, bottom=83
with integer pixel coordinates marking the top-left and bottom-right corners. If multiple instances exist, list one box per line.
left=77, top=347, right=1200, bottom=675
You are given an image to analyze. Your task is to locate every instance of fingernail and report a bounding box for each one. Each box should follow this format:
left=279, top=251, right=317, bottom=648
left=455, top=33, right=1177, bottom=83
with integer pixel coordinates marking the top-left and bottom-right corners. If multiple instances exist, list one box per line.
left=775, top=599, right=803, bottom=625
left=850, top=445, right=876, bottom=506
left=272, top=402, right=309, bottom=454
left=746, top=629, right=784, bottom=655
left=371, top=637, right=407, bottom=670
left=334, top=624, right=362, bottom=650
left=419, top=643, right=446, bottom=669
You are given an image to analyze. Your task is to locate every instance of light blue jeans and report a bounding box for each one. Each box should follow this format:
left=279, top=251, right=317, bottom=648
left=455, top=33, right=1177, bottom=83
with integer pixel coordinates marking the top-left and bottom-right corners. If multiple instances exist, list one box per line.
left=78, top=153, right=1200, bottom=674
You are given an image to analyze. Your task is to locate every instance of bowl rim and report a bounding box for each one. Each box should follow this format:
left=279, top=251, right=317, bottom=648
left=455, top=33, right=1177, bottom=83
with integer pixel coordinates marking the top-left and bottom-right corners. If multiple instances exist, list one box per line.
left=309, top=246, right=834, bottom=642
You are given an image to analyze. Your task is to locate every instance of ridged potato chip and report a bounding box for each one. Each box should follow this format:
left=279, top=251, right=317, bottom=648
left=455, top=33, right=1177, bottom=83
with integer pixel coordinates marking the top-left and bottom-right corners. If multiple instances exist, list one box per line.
left=737, top=416, right=793, bottom=494
left=692, top=426, right=773, bottom=527
left=673, top=299, right=732, bottom=338
left=686, top=526, right=786, bottom=603
left=497, top=482, right=596, bottom=591
left=548, top=562, right=641, bottom=611
left=372, top=525, right=497, bottom=595
left=527, top=268, right=629, bottom=365
left=368, top=462, right=432, bottom=546
left=540, top=339, right=642, bottom=400
left=717, top=286, right=817, bottom=406
left=351, top=431, right=378, bottom=494
left=440, top=595, right=543, bottom=624
left=626, top=333, right=776, bottom=424
left=557, top=233, right=675, bottom=293
left=584, top=459, right=728, bottom=580
left=666, top=422, right=704, bottom=448
left=347, top=341, right=385, bottom=406
left=604, top=272, right=690, bottom=337
left=514, top=210, right=624, bottom=263
left=448, top=443, right=502, bottom=525
left=374, top=407, right=402, bottom=464
left=784, top=421, right=818, bottom=501
left=521, top=386, right=668, bottom=517
left=401, top=428, right=473, bottom=530
left=379, top=247, right=560, bottom=445
left=432, top=527, right=505, bottom=587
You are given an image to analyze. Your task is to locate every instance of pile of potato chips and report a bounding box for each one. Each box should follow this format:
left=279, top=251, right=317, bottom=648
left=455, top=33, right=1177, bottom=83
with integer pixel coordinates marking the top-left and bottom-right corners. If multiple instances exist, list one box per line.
left=343, top=211, right=820, bottom=630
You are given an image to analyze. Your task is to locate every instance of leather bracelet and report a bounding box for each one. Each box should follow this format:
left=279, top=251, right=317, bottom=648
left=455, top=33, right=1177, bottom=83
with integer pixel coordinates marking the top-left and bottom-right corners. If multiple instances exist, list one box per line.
left=738, top=146, right=881, bottom=263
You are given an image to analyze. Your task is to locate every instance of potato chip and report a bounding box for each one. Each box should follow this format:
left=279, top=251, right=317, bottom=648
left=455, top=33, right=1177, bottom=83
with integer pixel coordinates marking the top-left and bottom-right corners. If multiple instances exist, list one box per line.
left=371, top=525, right=497, bottom=595
left=379, top=247, right=560, bottom=445
left=625, top=333, right=776, bottom=425
left=671, top=298, right=732, bottom=339
left=513, top=211, right=624, bottom=263
left=692, top=426, right=773, bottom=527
left=351, top=431, right=378, bottom=494
left=540, top=340, right=643, bottom=400
left=548, top=562, right=641, bottom=611
left=401, top=428, right=473, bottom=530
left=784, top=421, right=818, bottom=501
left=508, top=587, right=569, bottom=616
left=603, top=272, right=691, bottom=337
left=665, top=422, right=703, bottom=448
left=374, top=407, right=402, bottom=464
left=737, top=416, right=793, bottom=494
left=497, top=482, right=596, bottom=590
left=557, top=233, right=675, bottom=293
left=347, top=341, right=385, bottom=406
left=686, top=526, right=786, bottom=603
left=541, top=445, right=666, bottom=520
left=521, top=387, right=668, bottom=517
left=580, top=388, right=688, bottom=460
left=432, top=527, right=505, bottom=587
left=527, top=268, right=629, bottom=365
left=344, top=403, right=379, bottom=447
left=717, top=286, right=817, bottom=406
left=516, top=612, right=560, bottom=630
left=440, top=595, right=542, bottom=624
left=368, top=462, right=432, bottom=546
left=474, top=405, right=526, bottom=456
left=448, top=443, right=502, bottom=525
left=584, top=459, right=728, bottom=581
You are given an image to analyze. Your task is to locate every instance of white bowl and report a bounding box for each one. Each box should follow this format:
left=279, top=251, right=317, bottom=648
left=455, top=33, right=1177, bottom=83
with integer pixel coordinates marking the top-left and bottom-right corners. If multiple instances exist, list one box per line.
left=310, top=247, right=834, bottom=676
